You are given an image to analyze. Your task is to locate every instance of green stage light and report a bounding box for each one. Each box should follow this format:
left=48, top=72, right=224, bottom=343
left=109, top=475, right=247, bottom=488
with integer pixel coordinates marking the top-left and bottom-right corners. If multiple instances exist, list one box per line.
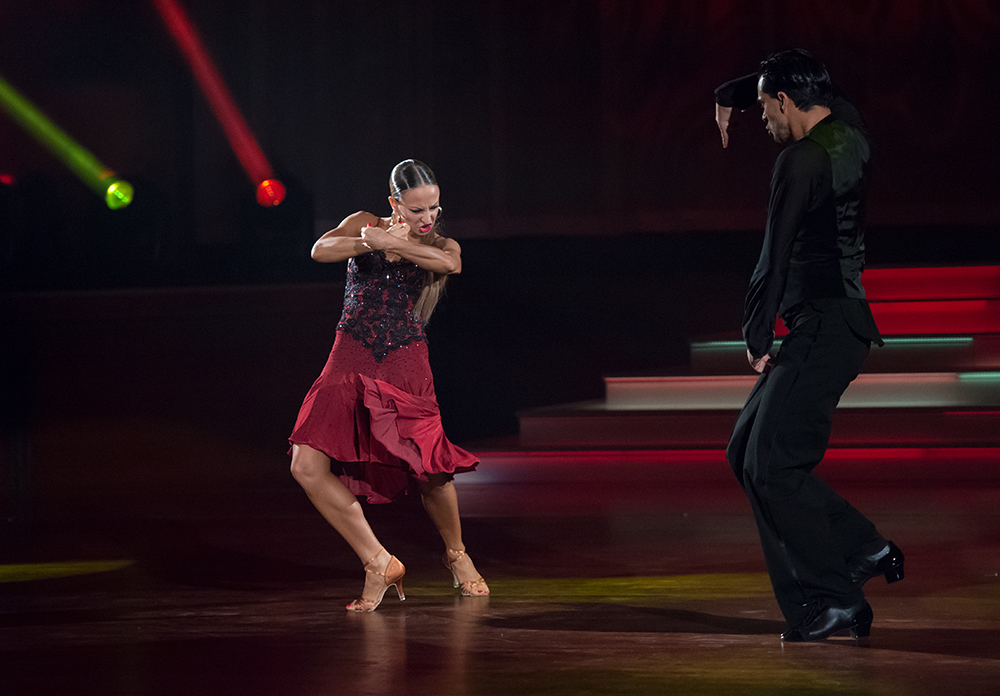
left=0, top=72, right=133, bottom=210
left=105, top=177, right=134, bottom=209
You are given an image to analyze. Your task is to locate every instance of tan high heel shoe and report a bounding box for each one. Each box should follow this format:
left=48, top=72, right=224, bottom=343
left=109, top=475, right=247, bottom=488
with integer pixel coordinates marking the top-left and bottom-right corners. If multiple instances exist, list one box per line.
left=443, top=548, right=489, bottom=597
left=346, top=550, right=406, bottom=612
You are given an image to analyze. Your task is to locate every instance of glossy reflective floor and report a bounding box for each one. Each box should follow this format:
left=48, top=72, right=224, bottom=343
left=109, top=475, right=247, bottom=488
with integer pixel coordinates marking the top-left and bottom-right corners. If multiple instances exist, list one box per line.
left=2, top=455, right=1000, bottom=696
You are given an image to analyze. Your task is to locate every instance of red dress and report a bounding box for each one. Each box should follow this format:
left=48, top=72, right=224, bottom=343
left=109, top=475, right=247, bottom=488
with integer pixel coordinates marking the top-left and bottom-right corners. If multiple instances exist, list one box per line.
left=289, top=250, right=478, bottom=503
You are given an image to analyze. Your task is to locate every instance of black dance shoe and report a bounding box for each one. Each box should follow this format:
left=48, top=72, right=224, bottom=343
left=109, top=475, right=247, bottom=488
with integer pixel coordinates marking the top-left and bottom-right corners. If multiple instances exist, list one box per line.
left=781, top=600, right=873, bottom=642
left=849, top=541, right=905, bottom=586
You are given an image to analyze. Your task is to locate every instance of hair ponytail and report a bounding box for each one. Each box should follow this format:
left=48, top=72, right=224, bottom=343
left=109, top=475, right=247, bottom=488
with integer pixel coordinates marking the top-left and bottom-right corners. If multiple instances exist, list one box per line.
left=390, top=159, right=448, bottom=323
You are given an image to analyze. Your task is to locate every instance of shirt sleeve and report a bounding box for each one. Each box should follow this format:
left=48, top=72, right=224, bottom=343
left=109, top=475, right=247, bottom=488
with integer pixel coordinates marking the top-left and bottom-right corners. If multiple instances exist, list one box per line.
left=715, top=73, right=758, bottom=109
left=743, top=141, right=828, bottom=358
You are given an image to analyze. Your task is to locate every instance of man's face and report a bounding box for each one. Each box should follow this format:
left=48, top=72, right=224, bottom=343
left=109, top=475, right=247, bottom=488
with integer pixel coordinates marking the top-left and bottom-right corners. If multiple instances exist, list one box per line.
left=758, top=78, right=791, bottom=144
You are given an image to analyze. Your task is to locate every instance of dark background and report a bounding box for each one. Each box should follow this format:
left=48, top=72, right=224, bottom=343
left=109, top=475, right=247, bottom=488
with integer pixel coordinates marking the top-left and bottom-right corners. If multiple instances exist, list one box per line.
left=3, top=0, right=1000, bottom=267
left=2, top=0, right=999, bottom=518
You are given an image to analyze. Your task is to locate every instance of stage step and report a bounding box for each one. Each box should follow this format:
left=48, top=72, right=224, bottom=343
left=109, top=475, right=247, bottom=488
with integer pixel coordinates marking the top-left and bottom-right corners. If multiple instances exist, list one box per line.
left=603, top=371, right=1000, bottom=409
left=520, top=371, right=1000, bottom=448
left=518, top=266, right=1000, bottom=450
left=862, top=265, right=1000, bottom=301
left=773, top=266, right=1000, bottom=337
left=691, top=336, right=1000, bottom=375
left=517, top=404, right=1000, bottom=449
left=464, top=447, right=1000, bottom=485
left=771, top=299, right=1000, bottom=337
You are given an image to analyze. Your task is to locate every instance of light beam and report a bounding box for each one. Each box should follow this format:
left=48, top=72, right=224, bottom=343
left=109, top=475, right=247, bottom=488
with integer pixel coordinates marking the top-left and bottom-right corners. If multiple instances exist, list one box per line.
left=151, top=0, right=285, bottom=206
left=0, top=72, right=133, bottom=209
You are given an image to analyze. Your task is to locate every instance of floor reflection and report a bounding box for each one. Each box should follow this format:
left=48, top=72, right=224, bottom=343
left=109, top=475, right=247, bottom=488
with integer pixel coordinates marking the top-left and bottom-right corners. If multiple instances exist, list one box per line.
left=2, top=471, right=999, bottom=696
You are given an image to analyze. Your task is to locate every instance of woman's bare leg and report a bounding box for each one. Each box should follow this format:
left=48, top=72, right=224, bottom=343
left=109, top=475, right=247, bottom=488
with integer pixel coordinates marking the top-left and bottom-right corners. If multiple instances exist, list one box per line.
left=290, top=444, right=395, bottom=600
left=418, top=474, right=486, bottom=589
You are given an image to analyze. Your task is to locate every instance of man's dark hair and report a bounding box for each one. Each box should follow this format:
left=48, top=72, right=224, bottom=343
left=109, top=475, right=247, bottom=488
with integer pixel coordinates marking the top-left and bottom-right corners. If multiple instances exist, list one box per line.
left=758, top=49, right=834, bottom=110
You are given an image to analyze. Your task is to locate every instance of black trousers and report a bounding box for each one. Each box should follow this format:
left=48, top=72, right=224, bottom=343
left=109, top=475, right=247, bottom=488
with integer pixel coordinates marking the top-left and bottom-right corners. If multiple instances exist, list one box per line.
left=727, top=299, right=885, bottom=627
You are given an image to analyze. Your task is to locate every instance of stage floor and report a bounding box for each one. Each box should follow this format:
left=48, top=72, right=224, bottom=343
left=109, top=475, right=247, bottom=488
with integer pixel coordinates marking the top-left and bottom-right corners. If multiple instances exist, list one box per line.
left=2, top=455, right=1000, bottom=696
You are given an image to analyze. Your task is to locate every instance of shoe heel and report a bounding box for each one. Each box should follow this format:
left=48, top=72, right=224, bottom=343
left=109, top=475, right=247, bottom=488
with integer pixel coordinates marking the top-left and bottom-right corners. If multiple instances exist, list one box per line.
left=443, top=553, right=461, bottom=588
left=884, top=561, right=904, bottom=584
left=394, top=579, right=405, bottom=602
left=850, top=603, right=873, bottom=641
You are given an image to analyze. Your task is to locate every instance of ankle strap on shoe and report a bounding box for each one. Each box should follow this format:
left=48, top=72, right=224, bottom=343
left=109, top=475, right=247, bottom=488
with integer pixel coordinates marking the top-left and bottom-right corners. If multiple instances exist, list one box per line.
left=363, top=549, right=388, bottom=574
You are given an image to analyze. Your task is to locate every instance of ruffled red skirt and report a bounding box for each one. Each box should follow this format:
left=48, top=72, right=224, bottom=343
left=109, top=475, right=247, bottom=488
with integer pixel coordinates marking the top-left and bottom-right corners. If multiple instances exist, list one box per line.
left=289, top=331, right=479, bottom=503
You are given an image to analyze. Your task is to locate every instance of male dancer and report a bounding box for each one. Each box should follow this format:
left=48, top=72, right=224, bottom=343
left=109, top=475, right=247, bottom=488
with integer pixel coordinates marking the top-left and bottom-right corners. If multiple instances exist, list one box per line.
left=715, top=49, right=904, bottom=642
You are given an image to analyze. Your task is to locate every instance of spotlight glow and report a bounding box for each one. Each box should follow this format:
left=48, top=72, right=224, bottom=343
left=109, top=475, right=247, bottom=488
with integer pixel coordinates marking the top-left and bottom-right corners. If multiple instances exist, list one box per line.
left=256, top=178, right=286, bottom=206
left=152, top=0, right=284, bottom=207
left=0, top=72, right=133, bottom=209
left=105, top=178, right=134, bottom=209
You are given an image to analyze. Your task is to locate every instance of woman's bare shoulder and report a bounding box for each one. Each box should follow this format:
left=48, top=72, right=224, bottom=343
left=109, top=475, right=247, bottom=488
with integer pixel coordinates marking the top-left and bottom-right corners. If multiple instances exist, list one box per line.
left=431, top=233, right=461, bottom=252
left=329, top=210, right=382, bottom=237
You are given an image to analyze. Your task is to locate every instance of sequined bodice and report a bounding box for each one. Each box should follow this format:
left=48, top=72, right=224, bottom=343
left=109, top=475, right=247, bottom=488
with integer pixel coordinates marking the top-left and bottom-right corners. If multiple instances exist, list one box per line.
left=337, top=251, right=426, bottom=361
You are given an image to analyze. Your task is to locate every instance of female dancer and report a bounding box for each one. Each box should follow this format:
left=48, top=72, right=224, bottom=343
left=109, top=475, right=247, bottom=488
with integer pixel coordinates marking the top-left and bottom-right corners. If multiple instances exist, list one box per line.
left=289, top=159, right=489, bottom=611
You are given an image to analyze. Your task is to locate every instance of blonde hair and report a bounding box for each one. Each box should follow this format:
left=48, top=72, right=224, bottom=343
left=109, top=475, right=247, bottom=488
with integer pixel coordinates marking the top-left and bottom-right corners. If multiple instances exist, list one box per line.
left=390, top=159, right=447, bottom=323
left=413, top=268, right=447, bottom=323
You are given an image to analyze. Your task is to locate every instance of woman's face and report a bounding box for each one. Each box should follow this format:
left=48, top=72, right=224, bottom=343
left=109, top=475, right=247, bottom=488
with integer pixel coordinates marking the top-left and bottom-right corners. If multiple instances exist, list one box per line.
left=392, top=184, right=440, bottom=238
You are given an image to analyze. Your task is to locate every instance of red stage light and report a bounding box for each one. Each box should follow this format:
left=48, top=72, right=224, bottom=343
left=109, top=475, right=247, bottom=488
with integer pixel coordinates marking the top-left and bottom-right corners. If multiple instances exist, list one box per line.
left=0, top=173, right=15, bottom=185
left=152, top=0, right=283, bottom=207
left=256, top=179, right=286, bottom=206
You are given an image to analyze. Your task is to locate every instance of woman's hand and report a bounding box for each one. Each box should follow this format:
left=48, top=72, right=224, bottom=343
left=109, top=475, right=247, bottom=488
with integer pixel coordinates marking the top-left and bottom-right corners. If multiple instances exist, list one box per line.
left=361, top=220, right=409, bottom=251
left=352, top=213, right=460, bottom=275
